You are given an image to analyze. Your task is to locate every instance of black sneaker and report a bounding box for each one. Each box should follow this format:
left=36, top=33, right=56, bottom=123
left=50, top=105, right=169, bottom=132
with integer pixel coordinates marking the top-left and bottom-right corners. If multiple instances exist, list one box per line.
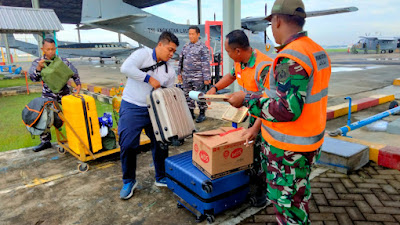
left=196, top=110, right=206, bottom=123
left=32, top=142, right=52, bottom=152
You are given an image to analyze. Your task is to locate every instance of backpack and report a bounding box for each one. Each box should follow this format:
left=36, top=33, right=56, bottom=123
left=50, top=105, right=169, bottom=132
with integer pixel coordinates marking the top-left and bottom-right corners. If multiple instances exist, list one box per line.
left=41, top=56, right=74, bottom=93
left=22, top=97, right=55, bottom=136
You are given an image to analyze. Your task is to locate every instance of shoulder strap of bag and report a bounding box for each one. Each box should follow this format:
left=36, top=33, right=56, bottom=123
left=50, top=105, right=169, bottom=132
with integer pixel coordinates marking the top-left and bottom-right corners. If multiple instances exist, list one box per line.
left=140, top=61, right=167, bottom=73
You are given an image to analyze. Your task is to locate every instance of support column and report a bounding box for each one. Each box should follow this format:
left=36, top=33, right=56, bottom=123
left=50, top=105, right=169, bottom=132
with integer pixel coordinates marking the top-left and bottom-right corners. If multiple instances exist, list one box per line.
left=2, top=34, right=12, bottom=64
left=223, top=0, right=241, bottom=92
left=118, top=33, right=122, bottom=43
left=76, top=24, right=81, bottom=43
left=31, top=0, right=42, bottom=57
left=197, top=0, right=201, bottom=25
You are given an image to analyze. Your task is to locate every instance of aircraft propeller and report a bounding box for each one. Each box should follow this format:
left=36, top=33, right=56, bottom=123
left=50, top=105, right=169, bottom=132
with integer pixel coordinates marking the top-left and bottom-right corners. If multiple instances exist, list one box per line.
left=264, top=3, right=268, bottom=44
left=264, top=2, right=273, bottom=52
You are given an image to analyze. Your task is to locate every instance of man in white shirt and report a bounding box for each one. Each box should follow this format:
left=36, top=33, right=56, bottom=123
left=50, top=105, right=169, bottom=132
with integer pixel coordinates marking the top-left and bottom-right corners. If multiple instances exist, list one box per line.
left=118, top=31, right=179, bottom=200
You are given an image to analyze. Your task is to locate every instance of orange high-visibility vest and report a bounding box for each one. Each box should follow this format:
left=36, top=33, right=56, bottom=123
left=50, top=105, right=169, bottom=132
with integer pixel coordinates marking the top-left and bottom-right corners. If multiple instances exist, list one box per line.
left=234, top=49, right=272, bottom=95
left=261, top=36, right=331, bottom=152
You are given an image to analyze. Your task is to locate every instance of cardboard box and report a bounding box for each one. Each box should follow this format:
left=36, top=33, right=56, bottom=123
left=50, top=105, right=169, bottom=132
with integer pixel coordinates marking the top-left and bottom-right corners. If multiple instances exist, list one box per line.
left=192, top=127, right=253, bottom=179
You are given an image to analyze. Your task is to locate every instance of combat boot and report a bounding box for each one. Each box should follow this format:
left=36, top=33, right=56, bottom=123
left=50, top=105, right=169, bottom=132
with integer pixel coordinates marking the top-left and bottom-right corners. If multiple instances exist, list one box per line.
left=190, top=109, right=196, bottom=119
left=196, top=109, right=206, bottom=123
left=32, top=142, right=52, bottom=152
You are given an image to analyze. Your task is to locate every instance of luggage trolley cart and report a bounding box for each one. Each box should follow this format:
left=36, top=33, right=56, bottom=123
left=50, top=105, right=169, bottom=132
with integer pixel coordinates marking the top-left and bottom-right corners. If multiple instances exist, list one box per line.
left=52, top=94, right=149, bottom=172
left=54, top=125, right=120, bottom=172
left=51, top=96, right=120, bottom=172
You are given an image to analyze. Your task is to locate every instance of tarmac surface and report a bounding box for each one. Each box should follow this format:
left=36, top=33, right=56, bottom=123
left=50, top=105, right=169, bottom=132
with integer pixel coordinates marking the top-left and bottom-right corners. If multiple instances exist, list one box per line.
left=1, top=52, right=400, bottom=225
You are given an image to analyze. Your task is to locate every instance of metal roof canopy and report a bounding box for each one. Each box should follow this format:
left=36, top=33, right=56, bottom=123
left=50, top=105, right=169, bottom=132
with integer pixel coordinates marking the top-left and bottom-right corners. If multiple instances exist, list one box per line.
left=0, top=6, right=63, bottom=33
left=0, top=0, right=172, bottom=24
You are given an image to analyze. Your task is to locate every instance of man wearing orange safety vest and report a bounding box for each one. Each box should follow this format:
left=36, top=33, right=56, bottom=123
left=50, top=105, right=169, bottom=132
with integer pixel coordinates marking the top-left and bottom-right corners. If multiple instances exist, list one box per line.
left=226, top=0, right=331, bottom=224
left=206, top=30, right=273, bottom=207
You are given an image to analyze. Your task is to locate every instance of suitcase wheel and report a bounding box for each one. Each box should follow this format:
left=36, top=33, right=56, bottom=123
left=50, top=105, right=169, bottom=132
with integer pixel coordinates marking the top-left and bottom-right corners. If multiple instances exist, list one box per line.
left=78, top=163, right=89, bottom=172
left=206, top=214, right=215, bottom=224
left=57, top=146, right=66, bottom=154
left=245, top=168, right=257, bottom=177
left=249, top=196, right=257, bottom=206
left=177, top=203, right=184, bottom=208
left=201, top=180, right=213, bottom=193
left=195, top=215, right=205, bottom=223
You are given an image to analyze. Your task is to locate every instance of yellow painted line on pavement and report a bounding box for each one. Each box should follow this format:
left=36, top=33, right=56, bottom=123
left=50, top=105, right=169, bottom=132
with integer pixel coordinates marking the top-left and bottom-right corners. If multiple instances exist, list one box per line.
left=0, top=162, right=117, bottom=195
left=93, top=162, right=115, bottom=170
left=25, top=174, right=65, bottom=188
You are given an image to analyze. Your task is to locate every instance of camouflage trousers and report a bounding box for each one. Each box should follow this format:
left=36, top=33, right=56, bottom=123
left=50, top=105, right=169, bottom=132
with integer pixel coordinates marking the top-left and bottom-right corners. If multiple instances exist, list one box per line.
left=260, top=141, right=321, bottom=225
left=40, top=95, right=64, bottom=143
left=40, top=132, right=52, bottom=143
left=182, top=78, right=207, bottom=110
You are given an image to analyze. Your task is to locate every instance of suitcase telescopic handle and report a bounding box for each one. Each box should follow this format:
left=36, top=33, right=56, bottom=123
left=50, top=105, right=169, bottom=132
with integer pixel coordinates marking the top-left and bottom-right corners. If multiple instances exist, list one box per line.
left=89, top=117, right=94, bottom=135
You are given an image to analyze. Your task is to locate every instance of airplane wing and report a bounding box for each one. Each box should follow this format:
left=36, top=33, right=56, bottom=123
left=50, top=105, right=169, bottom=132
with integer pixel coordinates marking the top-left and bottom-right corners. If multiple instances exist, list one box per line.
left=306, top=7, right=358, bottom=17
left=241, top=7, right=358, bottom=32
left=360, top=36, right=396, bottom=41
left=241, top=17, right=270, bottom=33
left=82, top=14, right=148, bottom=27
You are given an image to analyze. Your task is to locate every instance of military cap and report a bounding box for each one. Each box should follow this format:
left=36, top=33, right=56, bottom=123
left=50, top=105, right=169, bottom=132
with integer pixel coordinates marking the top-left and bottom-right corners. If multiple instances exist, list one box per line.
left=265, top=0, right=306, bottom=21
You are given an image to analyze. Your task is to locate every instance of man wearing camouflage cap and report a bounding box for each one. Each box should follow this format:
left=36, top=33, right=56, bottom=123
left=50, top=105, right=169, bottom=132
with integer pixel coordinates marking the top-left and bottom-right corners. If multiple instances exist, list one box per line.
left=226, top=0, right=332, bottom=224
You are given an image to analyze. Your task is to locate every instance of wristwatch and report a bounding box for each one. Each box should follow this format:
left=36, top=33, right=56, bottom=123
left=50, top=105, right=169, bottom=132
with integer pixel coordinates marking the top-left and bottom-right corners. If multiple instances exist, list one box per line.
left=242, top=93, right=251, bottom=107
left=210, top=85, right=218, bottom=92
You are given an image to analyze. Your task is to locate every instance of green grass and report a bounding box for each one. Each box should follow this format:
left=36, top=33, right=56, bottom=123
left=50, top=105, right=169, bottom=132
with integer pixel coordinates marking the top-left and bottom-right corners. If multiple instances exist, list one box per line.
left=0, top=78, right=34, bottom=88
left=0, top=93, right=114, bottom=152
left=325, top=48, right=348, bottom=53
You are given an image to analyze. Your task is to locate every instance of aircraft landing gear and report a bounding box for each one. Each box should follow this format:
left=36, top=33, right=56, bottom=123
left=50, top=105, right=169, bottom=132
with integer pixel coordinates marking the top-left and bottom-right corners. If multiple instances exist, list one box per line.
left=100, top=59, right=105, bottom=64
left=115, top=60, right=121, bottom=64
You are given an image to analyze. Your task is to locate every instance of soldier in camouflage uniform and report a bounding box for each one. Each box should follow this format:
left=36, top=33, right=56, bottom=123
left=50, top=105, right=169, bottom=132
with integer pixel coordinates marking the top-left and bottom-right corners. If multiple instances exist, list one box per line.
left=178, top=26, right=211, bottom=123
left=29, top=38, right=81, bottom=152
left=207, top=30, right=273, bottom=207
left=226, top=0, right=331, bottom=224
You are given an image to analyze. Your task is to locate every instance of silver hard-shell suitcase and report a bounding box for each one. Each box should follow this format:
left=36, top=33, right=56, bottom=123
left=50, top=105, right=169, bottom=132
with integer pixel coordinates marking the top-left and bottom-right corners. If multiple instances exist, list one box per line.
left=147, top=87, right=195, bottom=144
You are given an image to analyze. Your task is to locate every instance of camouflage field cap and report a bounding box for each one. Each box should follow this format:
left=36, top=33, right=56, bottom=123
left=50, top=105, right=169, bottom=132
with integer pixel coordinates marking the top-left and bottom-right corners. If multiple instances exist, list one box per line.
left=265, top=0, right=306, bottom=21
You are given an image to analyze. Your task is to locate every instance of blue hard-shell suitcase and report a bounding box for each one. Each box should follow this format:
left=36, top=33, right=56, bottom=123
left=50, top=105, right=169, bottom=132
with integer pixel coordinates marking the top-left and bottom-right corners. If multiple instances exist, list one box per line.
left=165, top=151, right=250, bottom=223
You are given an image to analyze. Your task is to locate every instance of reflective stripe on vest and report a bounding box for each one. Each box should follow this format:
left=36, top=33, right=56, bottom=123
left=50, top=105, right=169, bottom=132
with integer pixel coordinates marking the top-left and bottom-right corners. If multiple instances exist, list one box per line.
left=238, top=85, right=263, bottom=95
left=262, top=123, right=325, bottom=145
left=254, top=61, right=271, bottom=92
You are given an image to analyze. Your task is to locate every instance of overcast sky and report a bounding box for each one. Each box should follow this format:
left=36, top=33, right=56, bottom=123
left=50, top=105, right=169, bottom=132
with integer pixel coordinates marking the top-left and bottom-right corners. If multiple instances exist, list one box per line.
left=32, top=0, right=400, bottom=47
